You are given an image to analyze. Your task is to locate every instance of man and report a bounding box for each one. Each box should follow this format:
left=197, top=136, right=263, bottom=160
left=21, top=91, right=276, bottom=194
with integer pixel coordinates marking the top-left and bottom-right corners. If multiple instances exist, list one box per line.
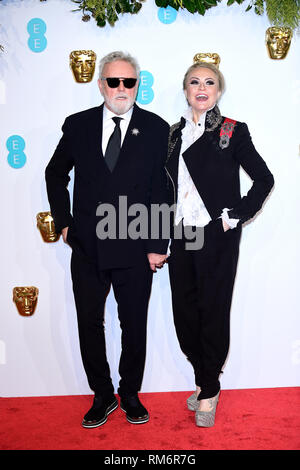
left=45, top=51, right=169, bottom=428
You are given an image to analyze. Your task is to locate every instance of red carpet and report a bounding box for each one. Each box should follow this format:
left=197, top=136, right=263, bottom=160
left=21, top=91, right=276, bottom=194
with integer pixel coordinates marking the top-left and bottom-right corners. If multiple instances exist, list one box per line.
left=0, top=388, right=299, bottom=451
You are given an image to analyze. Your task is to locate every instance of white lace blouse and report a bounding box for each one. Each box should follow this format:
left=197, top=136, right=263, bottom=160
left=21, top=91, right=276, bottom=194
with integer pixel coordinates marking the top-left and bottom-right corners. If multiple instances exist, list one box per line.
left=175, top=107, right=239, bottom=229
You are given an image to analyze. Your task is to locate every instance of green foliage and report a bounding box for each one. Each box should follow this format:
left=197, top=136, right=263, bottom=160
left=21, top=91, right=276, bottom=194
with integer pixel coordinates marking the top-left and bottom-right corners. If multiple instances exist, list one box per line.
left=156, top=0, right=300, bottom=30
left=1, top=0, right=299, bottom=31
left=155, top=0, right=222, bottom=16
left=71, top=0, right=145, bottom=27
left=265, top=0, right=300, bottom=29
left=226, top=0, right=300, bottom=30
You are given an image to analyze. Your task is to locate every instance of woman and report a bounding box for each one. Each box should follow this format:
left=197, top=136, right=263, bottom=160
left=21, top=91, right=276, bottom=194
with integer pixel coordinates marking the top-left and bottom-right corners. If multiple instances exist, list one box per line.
left=165, top=62, right=274, bottom=427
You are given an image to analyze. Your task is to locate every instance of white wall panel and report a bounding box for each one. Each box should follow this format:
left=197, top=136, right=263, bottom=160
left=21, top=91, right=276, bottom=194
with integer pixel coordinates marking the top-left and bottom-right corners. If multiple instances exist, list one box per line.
left=0, top=0, right=299, bottom=396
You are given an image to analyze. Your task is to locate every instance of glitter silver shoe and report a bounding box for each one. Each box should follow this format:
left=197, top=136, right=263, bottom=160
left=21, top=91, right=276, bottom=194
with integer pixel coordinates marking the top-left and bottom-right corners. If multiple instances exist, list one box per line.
left=195, top=392, right=220, bottom=428
left=187, top=392, right=198, bottom=411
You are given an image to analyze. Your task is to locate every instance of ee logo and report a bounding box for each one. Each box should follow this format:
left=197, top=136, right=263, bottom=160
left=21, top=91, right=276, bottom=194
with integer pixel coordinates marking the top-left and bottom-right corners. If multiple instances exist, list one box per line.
left=7, top=135, right=27, bottom=169
left=157, top=6, right=177, bottom=24
left=137, top=71, right=154, bottom=105
left=27, top=18, right=47, bottom=53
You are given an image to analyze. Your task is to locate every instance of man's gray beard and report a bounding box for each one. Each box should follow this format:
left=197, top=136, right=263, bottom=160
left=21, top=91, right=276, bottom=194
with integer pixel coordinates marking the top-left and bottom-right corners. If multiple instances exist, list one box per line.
left=105, top=94, right=136, bottom=115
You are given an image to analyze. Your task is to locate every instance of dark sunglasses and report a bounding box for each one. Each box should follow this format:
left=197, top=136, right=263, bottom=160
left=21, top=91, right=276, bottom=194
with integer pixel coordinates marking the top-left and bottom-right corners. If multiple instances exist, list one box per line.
left=101, top=77, right=137, bottom=89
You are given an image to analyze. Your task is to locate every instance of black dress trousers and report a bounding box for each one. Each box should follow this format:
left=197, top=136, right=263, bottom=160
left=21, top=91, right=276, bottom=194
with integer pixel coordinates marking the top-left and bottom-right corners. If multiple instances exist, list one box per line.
left=70, top=251, right=153, bottom=399
left=168, top=219, right=241, bottom=399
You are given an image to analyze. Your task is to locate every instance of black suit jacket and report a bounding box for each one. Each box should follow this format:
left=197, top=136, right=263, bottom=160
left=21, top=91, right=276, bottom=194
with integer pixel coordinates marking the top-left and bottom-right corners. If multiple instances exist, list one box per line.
left=165, top=106, right=274, bottom=227
left=45, top=103, right=170, bottom=269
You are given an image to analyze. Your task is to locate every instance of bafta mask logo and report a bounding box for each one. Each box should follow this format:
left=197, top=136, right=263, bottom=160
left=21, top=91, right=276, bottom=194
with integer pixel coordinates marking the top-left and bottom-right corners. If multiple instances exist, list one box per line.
left=193, top=53, right=221, bottom=68
left=37, top=212, right=60, bottom=242
left=266, top=27, right=292, bottom=60
left=70, top=50, right=96, bottom=83
left=13, top=287, right=39, bottom=317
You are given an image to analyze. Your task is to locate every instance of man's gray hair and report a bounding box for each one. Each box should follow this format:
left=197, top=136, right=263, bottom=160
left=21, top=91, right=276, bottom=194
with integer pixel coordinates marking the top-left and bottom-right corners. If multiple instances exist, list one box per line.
left=99, top=51, right=140, bottom=79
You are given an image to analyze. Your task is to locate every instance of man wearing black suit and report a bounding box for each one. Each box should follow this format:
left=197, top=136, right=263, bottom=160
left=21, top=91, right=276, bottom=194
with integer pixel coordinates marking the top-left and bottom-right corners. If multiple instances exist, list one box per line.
left=45, top=51, right=169, bottom=428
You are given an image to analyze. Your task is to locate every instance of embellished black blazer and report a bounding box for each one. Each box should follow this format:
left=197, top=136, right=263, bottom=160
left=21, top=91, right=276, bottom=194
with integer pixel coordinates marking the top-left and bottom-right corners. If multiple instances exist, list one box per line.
left=165, top=106, right=274, bottom=226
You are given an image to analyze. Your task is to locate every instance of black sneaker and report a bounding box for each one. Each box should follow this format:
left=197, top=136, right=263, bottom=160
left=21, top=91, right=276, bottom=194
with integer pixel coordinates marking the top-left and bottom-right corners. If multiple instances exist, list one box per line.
left=82, top=395, right=118, bottom=428
left=120, top=394, right=149, bottom=424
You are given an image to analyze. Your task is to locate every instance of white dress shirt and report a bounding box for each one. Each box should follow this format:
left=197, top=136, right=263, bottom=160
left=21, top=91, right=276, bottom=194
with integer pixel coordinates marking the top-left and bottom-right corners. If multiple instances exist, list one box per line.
left=102, top=105, right=133, bottom=155
left=175, top=107, right=239, bottom=229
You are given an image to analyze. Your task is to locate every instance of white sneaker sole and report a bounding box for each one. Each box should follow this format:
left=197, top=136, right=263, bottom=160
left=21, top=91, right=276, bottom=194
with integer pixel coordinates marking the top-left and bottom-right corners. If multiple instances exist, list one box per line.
left=120, top=405, right=149, bottom=424
left=82, top=399, right=118, bottom=428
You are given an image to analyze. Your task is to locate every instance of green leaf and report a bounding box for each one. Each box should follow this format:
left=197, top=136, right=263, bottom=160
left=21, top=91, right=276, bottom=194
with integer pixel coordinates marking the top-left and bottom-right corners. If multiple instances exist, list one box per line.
left=155, top=0, right=168, bottom=7
left=133, top=2, right=142, bottom=13
left=169, top=1, right=180, bottom=10
left=96, top=18, right=106, bottom=27
left=184, top=0, right=197, bottom=13
left=196, top=1, right=206, bottom=15
left=204, top=0, right=218, bottom=6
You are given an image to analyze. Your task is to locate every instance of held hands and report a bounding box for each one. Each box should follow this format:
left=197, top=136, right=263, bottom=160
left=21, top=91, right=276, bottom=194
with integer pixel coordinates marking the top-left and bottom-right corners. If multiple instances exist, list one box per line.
left=147, top=253, right=167, bottom=272
left=62, top=229, right=167, bottom=273
left=62, top=222, right=230, bottom=254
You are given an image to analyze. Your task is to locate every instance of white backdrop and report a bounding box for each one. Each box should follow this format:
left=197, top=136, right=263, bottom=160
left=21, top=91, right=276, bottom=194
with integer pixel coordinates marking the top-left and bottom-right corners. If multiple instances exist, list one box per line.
left=1, top=0, right=299, bottom=397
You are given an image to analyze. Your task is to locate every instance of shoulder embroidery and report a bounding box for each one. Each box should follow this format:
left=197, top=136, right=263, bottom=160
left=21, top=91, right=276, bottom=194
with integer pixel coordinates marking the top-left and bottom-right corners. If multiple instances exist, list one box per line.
left=205, top=105, right=223, bottom=132
left=219, top=117, right=236, bottom=149
left=167, top=121, right=181, bottom=163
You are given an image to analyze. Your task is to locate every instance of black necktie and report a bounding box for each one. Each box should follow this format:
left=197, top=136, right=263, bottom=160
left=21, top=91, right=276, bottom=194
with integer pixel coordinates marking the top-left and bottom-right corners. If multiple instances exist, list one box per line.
left=105, top=117, right=122, bottom=172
